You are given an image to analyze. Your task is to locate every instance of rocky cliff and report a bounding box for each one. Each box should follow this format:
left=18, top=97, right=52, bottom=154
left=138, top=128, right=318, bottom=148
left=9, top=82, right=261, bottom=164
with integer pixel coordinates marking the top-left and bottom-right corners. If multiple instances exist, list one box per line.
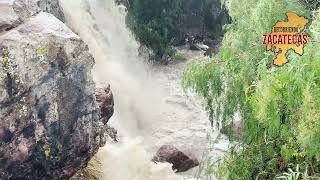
left=0, top=0, right=114, bottom=179
left=175, top=0, right=230, bottom=46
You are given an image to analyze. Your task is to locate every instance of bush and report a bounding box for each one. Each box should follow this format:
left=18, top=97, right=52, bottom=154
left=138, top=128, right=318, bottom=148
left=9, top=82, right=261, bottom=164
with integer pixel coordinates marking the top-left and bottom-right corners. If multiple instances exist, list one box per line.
left=126, top=0, right=182, bottom=58
left=299, top=0, right=320, bottom=10
left=183, top=0, right=320, bottom=179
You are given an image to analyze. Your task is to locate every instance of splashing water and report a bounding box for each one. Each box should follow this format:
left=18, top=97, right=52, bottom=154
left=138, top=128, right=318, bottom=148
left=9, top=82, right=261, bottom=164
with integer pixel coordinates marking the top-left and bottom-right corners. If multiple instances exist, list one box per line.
left=59, top=0, right=220, bottom=179
left=59, top=0, right=162, bottom=137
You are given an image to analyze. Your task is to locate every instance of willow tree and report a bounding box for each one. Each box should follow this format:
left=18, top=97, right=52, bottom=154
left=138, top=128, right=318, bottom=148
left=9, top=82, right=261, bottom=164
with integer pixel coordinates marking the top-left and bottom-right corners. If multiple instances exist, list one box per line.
left=183, top=0, right=320, bottom=179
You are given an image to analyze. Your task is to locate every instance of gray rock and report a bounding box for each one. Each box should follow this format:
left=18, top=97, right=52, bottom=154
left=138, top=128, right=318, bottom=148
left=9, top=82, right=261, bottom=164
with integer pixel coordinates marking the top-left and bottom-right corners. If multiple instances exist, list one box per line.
left=0, top=12, right=114, bottom=179
left=95, top=85, right=114, bottom=124
left=0, top=0, right=40, bottom=33
left=38, top=0, right=65, bottom=22
left=189, top=43, right=209, bottom=51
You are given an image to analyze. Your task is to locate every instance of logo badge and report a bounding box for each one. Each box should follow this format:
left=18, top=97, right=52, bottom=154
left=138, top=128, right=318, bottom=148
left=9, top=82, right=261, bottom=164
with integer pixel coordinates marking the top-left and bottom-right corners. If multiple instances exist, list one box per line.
left=263, top=12, right=309, bottom=66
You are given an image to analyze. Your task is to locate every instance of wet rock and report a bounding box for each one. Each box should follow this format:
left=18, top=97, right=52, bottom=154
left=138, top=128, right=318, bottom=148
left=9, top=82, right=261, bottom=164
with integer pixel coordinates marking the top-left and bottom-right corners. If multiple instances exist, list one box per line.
left=0, top=0, right=40, bottom=33
left=189, top=43, right=202, bottom=51
left=190, top=43, right=209, bottom=51
left=72, top=125, right=118, bottom=180
left=105, top=125, right=118, bottom=143
left=161, top=54, right=173, bottom=65
left=0, top=12, right=114, bottom=179
left=153, top=145, right=199, bottom=172
left=204, top=47, right=215, bottom=58
left=96, top=85, right=114, bottom=124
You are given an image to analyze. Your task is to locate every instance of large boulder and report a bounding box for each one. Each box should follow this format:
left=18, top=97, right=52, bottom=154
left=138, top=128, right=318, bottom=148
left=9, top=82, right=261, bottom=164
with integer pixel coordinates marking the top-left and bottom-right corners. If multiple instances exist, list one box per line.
left=0, top=11, right=114, bottom=179
left=0, top=0, right=65, bottom=33
left=0, top=0, right=40, bottom=32
left=153, top=145, right=199, bottom=173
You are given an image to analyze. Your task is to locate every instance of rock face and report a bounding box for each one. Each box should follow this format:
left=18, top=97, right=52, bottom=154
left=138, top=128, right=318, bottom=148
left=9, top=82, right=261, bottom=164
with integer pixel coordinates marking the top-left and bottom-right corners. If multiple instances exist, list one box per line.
left=173, top=0, right=230, bottom=46
left=0, top=0, right=40, bottom=32
left=153, top=145, right=199, bottom=173
left=95, top=85, right=114, bottom=124
left=0, top=2, right=114, bottom=179
left=38, top=0, right=65, bottom=22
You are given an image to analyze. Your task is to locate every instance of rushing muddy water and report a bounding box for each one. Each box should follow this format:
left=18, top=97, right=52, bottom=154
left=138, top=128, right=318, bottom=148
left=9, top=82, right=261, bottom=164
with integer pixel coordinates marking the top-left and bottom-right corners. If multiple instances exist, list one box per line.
left=60, top=0, right=228, bottom=179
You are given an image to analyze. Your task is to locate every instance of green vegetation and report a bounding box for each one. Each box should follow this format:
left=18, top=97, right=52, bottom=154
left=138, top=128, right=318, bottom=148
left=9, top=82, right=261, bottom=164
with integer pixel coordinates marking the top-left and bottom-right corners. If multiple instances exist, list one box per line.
left=277, top=165, right=308, bottom=180
left=44, top=146, right=51, bottom=158
left=36, top=46, right=48, bottom=56
left=299, top=0, right=320, bottom=10
left=183, top=0, right=320, bottom=179
left=126, top=0, right=228, bottom=61
left=126, top=0, right=182, bottom=58
left=173, top=52, right=188, bottom=61
left=2, top=49, right=9, bottom=67
left=0, top=48, right=10, bottom=95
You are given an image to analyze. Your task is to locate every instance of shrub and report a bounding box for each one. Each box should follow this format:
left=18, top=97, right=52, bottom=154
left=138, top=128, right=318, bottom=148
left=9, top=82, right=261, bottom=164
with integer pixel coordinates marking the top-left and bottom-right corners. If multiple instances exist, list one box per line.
left=183, top=0, right=320, bottom=179
left=126, top=0, right=182, bottom=58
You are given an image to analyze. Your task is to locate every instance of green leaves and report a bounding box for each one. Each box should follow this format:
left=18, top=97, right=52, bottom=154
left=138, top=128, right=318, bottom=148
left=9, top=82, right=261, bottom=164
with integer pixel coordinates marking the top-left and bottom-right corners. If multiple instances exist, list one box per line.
left=127, top=0, right=182, bottom=58
left=183, top=58, right=225, bottom=125
left=277, top=165, right=303, bottom=180
left=184, top=0, right=320, bottom=179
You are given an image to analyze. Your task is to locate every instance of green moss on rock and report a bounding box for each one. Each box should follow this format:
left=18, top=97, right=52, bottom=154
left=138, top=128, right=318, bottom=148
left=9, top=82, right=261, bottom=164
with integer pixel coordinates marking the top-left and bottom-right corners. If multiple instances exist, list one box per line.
left=36, top=46, right=49, bottom=56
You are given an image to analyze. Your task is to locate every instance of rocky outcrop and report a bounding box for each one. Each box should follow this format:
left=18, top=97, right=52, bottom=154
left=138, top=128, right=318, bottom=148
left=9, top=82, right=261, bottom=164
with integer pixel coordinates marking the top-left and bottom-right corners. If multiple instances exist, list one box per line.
left=0, top=0, right=65, bottom=33
left=95, top=85, right=114, bottom=124
left=0, top=2, right=114, bottom=179
left=38, top=0, right=65, bottom=22
left=153, top=145, right=199, bottom=173
left=0, top=0, right=39, bottom=32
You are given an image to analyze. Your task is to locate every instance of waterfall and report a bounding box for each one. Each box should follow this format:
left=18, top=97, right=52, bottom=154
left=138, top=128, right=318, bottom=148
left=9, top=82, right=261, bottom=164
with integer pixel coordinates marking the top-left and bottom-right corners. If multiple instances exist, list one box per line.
left=59, top=0, right=184, bottom=179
